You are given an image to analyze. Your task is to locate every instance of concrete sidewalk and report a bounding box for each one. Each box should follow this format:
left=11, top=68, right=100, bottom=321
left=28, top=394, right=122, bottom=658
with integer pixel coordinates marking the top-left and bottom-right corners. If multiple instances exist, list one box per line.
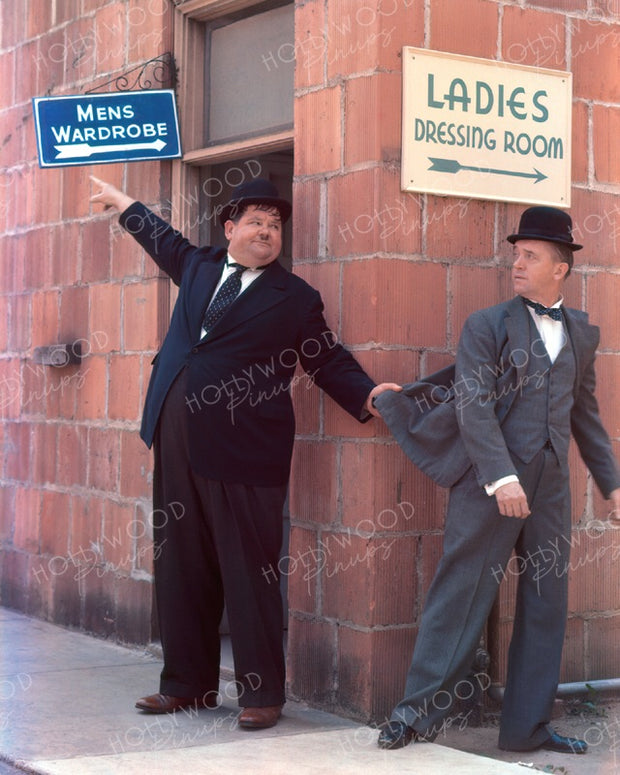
left=1, top=607, right=616, bottom=774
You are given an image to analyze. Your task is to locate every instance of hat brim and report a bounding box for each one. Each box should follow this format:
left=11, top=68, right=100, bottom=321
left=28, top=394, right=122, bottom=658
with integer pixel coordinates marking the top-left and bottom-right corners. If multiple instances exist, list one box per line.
left=507, top=233, right=582, bottom=251
left=219, top=196, right=292, bottom=226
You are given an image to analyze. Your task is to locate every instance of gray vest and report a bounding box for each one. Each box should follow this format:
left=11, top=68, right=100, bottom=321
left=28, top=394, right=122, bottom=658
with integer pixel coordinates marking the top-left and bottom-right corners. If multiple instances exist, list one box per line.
left=502, top=313, right=576, bottom=465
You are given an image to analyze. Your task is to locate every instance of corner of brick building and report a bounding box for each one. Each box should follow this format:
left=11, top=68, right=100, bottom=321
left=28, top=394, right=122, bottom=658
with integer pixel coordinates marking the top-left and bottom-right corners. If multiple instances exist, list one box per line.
left=287, top=0, right=620, bottom=723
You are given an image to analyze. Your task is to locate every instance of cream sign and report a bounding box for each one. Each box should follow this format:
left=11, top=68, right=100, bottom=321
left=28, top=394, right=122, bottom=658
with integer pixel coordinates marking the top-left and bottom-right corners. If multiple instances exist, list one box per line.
left=401, top=48, right=572, bottom=206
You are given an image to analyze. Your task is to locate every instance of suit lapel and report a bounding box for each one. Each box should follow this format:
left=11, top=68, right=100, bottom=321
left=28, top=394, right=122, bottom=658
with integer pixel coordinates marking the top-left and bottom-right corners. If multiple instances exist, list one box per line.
left=504, top=296, right=531, bottom=386
left=199, top=260, right=289, bottom=343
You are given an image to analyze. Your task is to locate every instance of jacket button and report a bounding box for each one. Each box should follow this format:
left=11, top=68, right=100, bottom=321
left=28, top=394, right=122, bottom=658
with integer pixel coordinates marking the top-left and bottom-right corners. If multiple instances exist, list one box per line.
left=191, top=348, right=198, bottom=353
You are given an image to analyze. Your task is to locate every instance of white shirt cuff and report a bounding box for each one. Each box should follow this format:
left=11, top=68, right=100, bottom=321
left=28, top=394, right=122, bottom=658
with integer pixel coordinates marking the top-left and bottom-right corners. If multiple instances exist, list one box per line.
left=485, top=475, right=519, bottom=496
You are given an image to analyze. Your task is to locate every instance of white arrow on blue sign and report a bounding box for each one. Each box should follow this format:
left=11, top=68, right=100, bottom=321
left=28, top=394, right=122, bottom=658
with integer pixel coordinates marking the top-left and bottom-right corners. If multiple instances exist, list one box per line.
left=32, top=90, right=182, bottom=168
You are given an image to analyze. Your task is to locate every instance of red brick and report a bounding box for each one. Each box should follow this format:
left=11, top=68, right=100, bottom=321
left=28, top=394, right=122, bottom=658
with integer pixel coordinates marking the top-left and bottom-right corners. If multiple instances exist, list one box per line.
left=291, top=178, right=321, bottom=262
left=340, top=440, right=447, bottom=533
left=325, top=0, right=423, bottom=80
left=593, top=105, right=620, bottom=184
left=13, top=486, right=41, bottom=552
left=24, top=227, right=53, bottom=291
left=529, top=0, right=586, bottom=10
left=568, top=528, right=620, bottom=612
left=291, top=366, right=320, bottom=436
left=110, top=223, right=145, bottom=280
left=8, top=294, right=31, bottom=351
left=125, top=162, right=162, bottom=215
left=56, top=423, right=87, bottom=487
left=327, top=168, right=422, bottom=257
left=426, top=197, right=495, bottom=261
left=102, top=500, right=135, bottom=571
left=0, top=359, right=22, bottom=421
left=59, top=284, right=89, bottom=343
left=451, top=266, right=507, bottom=347
left=587, top=274, right=620, bottom=350
left=75, top=354, right=107, bottom=421
left=108, top=354, right=142, bottom=421
left=286, top=617, right=336, bottom=704
left=123, top=280, right=162, bottom=352
left=1, top=551, right=30, bottom=611
left=51, top=566, right=81, bottom=628
left=81, top=568, right=116, bottom=639
left=342, top=259, right=447, bottom=348
left=287, top=526, right=319, bottom=614
left=572, top=20, right=620, bottom=102
left=32, top=422, right=58, bottom=485
left=295, top=87, right=341, bottom=176
left=419, top=533, right=444, bottom=604
left=502, top=7, right=566, bottom=67
left=95, top=4, right=126, bottom=73
left=31, top=290, right=60, bottom=347
left=19, top=361, right=48, bottom=420
left=1, top=233, right=25, bottom=295
left=1, top=0, right=25, bottom=48
left=71, top=495, right=104, bottom=564
left=289, top=440, right=338, bottom=524
left=559, top=617, right=585, bottom=683
left=14, top=39, right=40, bottom=104
left=561, top=189, right=620, bottom=267
left=571, top=101, right=589, bottom=184
left=339, top=627, right=417, bottom=721
left=0, top=51, right=15, bottom=112
left=0, top=486, right=15, bottom=542
left=119, top=429, right=152, bottom=498
left=50, top=222, right=80, bottom=287
left=89, top=283, right=121, bottom=353
left=81, top=221, right=112, bottom=284
left=127, top=0, right=172, bottom=64
left=37, top=27, right=66, bottom=95
left=323, top=532, right=418, bottom=626
left=40, top=491, right=71, bottom=557
left=587, top=616, right=620, bottom=678
left=114, top=575, right=154, bottom=644
left=344, top=73, right=401, bottom=167
left=430, top=0, right=499, bottom=58
left=88, top=426, right=120, bottom=492
left=5, top=422, right=32, bottom=482
left=61, top=165, right=92, bottom=221
left=295, top=0, right=326, bottom=89
left=592, top=354, right=619, bottom=439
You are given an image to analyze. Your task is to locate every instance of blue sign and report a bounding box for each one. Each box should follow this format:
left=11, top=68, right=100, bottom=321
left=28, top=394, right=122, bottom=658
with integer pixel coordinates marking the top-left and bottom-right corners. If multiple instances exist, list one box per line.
left=32, top=90, right=182, bottom=168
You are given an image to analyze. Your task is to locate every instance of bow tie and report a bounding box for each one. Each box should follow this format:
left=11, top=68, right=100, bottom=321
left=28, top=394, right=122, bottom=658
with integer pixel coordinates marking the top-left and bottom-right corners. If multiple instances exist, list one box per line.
left=524, top=298, right=562, bottom=322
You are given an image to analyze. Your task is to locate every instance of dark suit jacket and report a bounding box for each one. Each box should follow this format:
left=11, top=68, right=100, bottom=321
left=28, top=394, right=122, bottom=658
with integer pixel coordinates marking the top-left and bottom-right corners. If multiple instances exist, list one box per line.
left=120, top=203, right=375, bottom=487
left=377, top=296, right=619, bottom=497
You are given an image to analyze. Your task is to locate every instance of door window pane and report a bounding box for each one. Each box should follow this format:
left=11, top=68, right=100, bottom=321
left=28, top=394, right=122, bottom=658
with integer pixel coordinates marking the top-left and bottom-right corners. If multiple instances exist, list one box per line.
left=206, top=4, right=294, bottom=145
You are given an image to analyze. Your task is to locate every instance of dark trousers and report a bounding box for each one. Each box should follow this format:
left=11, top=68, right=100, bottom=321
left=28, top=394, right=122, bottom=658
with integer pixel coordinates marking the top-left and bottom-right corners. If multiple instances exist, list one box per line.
left=152, top=369, right=287, bottom=707
left=390, top=446, right=571, bottom=751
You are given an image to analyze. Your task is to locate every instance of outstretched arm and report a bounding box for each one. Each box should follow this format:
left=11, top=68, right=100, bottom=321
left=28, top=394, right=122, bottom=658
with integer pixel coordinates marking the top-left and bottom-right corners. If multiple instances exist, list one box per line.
left=90, top=176, right=136, bottom=213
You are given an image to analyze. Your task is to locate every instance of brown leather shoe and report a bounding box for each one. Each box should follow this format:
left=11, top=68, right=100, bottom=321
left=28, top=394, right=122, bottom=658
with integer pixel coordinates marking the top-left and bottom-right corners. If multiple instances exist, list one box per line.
left=238, top=705, right=282, bottom=729
left=135, top=692, right=218, bottom=713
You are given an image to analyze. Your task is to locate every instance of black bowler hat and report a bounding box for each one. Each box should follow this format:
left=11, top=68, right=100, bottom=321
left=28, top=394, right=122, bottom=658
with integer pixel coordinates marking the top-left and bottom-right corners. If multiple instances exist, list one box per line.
left=507, top=206, right=582, bottom=251
left=219, top=178, right=292, bottom=226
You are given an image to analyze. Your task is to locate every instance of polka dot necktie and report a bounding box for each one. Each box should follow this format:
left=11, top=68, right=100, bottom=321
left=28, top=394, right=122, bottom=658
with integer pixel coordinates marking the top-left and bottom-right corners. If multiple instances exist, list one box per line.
left=202, top=263, right=247, bottom=334
left=523, top=297, right=563, bottom=322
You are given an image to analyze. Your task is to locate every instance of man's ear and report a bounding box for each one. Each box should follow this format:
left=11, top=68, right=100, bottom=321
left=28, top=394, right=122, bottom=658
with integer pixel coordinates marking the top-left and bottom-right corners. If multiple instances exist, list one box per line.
left=224, top=220, right=234, bottom=240
left=555, top=261, right=570, bottom=281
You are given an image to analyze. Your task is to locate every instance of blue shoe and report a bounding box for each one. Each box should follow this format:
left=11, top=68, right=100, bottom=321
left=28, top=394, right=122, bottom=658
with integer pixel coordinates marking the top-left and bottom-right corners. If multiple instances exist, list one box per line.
left=540, top=731, right=587, bottom=754
left=377, top=721, right=414, bottom=749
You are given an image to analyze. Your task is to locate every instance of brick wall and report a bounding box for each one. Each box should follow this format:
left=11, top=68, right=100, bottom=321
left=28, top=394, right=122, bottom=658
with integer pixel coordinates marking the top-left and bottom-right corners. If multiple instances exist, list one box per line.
left=288, top=0, right=620, bottom=722
left=0, top=0, right=173, bottom=643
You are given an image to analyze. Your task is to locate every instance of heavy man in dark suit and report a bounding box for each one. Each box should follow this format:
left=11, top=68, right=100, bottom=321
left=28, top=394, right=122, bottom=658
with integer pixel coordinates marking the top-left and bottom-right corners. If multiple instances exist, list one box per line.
left=376, top=206, right=620, bottom=754
left=90, top=176, right=399, bottom=729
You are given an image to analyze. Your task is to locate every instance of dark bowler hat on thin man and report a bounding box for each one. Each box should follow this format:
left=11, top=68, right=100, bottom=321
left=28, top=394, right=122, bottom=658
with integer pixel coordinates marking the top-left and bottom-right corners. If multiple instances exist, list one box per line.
left=507, top=206, right=582, bottom=251
left=219, top=178, right=292, bottom=226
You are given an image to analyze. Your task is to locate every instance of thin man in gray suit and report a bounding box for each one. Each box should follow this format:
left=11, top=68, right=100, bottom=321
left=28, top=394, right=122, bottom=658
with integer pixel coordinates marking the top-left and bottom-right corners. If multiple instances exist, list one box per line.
left=377, top=206, right=620, bottom=754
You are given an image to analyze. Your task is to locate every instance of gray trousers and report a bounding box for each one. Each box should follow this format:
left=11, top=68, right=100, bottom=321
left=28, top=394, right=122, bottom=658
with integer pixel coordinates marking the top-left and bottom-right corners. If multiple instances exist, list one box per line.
left=390, top=446, right=571, bottom=751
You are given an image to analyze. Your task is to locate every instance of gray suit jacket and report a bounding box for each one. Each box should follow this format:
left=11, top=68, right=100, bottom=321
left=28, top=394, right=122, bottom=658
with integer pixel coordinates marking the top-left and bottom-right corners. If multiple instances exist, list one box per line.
left=376, top=296, right=619, bottom=496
